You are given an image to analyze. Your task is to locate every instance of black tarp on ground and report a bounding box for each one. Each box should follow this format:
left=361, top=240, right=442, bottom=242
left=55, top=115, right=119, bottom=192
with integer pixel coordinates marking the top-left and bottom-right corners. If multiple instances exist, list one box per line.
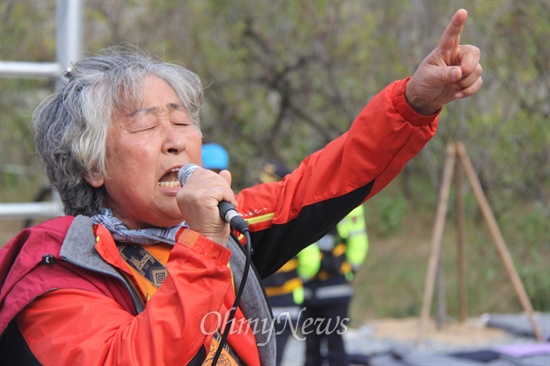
left=356, top=339, right=550, bottom=366
left=482, top=313, right=550, bottom=341
left=366, top=346, right=550, bottom=366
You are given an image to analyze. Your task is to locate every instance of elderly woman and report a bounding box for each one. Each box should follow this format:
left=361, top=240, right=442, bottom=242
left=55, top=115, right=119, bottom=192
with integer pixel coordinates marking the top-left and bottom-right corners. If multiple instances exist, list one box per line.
left=0, top=9, right=481, bottom=366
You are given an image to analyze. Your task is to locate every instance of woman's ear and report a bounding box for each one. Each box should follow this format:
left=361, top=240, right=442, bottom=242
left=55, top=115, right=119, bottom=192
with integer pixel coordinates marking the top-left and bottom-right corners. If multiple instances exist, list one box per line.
left=86, top=172, right=104, bottom=188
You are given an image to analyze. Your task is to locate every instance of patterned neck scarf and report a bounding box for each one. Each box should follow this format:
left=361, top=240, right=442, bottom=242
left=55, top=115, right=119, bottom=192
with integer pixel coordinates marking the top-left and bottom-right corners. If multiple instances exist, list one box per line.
left=91, top=208, right=187, bottom=245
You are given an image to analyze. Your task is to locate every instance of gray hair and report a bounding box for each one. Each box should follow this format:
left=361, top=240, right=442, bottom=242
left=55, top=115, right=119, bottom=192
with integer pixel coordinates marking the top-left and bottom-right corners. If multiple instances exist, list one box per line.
left=33, top=46, right=205, bottom=216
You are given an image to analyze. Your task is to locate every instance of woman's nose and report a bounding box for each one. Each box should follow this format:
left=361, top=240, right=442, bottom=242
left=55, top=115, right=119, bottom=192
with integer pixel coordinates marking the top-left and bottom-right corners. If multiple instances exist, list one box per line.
left=162, top=124, right=186, bottom=154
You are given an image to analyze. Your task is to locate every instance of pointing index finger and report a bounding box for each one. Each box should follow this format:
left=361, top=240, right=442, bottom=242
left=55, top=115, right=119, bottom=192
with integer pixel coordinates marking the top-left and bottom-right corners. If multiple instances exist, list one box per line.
left=438, top=9, right=468, bottom=66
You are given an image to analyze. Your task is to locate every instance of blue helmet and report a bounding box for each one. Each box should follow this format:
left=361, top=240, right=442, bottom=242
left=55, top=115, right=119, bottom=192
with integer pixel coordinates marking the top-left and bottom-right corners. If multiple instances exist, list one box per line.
left=202, top=143, right=229, bottom=171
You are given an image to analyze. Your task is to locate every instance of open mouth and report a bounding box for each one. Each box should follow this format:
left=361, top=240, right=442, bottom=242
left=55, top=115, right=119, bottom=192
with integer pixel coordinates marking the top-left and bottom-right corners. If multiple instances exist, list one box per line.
left=158, top=167, right=182, bottom=188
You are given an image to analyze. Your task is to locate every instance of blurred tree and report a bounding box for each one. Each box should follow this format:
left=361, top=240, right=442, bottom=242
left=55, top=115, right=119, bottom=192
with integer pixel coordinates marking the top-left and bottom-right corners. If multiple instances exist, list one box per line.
left=3, top=1, right=547, bottom=198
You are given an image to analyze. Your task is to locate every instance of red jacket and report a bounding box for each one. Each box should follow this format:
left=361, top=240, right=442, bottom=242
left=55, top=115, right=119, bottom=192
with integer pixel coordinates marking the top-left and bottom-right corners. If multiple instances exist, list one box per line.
left=0, top=78, right=438, bottom=365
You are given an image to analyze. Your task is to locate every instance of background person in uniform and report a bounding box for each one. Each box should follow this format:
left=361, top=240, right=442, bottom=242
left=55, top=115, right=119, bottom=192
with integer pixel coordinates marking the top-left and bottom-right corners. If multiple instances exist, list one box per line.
left=299, top=204, right=368, bottom=366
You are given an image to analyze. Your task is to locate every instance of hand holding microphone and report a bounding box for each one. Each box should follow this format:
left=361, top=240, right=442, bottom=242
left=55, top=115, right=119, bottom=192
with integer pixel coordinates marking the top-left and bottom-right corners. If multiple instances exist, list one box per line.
left=178, top=164, right=249, bottom=237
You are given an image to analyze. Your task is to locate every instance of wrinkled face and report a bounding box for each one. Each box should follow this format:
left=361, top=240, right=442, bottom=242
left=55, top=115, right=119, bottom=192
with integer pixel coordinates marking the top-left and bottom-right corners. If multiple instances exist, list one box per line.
left=89, top=75, right=202, bottom=229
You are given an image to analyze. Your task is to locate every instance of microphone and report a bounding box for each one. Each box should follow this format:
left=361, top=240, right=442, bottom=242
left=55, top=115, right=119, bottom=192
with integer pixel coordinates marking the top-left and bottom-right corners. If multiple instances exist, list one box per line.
left=178, top=164, right=249, bottom=234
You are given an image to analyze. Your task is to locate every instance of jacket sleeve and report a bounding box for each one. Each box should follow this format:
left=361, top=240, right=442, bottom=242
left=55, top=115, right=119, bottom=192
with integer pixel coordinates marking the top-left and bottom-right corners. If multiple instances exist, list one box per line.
left=16, top=229, right=232, bottom=366
left=236, top=78, right=438, bottom=277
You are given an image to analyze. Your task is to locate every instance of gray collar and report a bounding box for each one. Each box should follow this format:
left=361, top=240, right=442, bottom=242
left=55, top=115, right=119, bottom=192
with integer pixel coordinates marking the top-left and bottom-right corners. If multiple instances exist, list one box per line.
left=60, top=215, right=146, bottom=312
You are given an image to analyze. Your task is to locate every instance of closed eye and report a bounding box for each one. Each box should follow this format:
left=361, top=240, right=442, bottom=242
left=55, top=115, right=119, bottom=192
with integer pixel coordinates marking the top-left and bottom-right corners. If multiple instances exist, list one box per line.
left=170, top=107, right=191, bottom=126
left=128, top=116, right=157, bottom=133
left=173, top=122, right=193, bottom=127
left=125, top=103, right=191, bottom=132
left=130, top=125, right=156, bottom=133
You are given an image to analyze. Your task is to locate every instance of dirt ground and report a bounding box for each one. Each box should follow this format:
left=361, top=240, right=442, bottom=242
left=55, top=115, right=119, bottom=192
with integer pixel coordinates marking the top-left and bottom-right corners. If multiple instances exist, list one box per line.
left=365, top=316, right=514, bottom=347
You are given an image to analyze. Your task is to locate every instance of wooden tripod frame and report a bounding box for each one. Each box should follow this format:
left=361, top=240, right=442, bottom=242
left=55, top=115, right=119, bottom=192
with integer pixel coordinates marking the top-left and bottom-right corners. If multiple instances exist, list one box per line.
left=417, top=141, right=544, bottom=343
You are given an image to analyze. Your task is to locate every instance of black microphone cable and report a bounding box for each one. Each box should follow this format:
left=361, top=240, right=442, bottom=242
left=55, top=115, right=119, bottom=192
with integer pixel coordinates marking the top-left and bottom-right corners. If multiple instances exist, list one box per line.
left=210, top=228, right=252, bottom=365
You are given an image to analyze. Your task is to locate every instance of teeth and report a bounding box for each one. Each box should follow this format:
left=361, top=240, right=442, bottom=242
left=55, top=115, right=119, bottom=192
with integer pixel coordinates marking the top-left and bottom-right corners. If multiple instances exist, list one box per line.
left=158, top=181, right=182, bottom=188
left=158, top=167, right=183, bottom=188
